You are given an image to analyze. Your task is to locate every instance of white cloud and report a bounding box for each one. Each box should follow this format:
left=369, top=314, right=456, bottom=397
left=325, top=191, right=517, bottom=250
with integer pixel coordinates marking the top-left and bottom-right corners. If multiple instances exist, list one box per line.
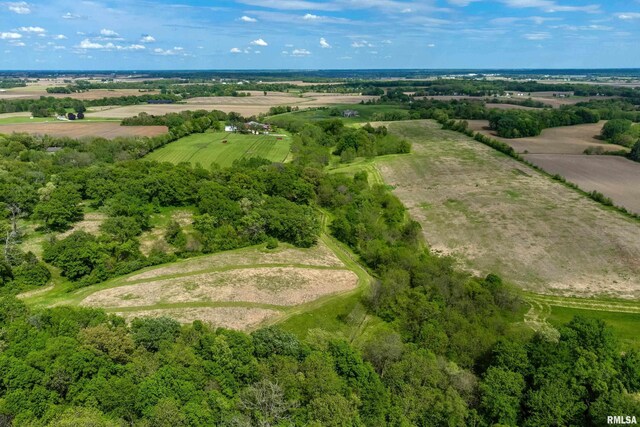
left=427, top=43, right=436, bottom=47
left=0, top=32, right=22, bottom=39
left=319, top=37, right=331, bottom=48
left=303, top=13, right=319, bottom=20
left=11, top=41, right=26, bottom=46
left=499, top=0, right=599, bottom=13
left=251, top=38, right=268, bottom=46
left=152, top=47, right=184, bottom=56
left=100, top=29, right=119, bottom=37
left=230, top=47, right=242, bottom=53
left=53, top=34, right=67, bottom=40
left=62, top=12, right=80, bottom=19
left=351, top=40, right=374, bottom=48
left=239, top=15, right=257, bottom=22
left=382, top=39, right=393, bottom=44
left=447, top=0, right=479, bottom=5
left=7, top=1, right=30, bottom=14
left=524, top=32, right=551, bottom=40
left=77, top=39, right=146, bottom=51
left=16, top=26, right=45, bottom=33
left=617, top=12, right=640, bottom=20
left=140, top=35, right=156, bottom=43
left=291, top=48, right=311, bottom=56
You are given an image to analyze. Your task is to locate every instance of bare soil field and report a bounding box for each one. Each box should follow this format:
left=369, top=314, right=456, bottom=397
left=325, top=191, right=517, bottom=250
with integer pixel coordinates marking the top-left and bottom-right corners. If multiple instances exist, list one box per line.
left=375, top=120, right=640, bottom=298
left=0, top=86, right=159, bottom=100
left=523, top=154, right=640, bottom=213
left=81, top=267, right=358, bottom=308
left=127, top=240, right=344, bottom=282
left=467, top=120, right=622, bottom=155
left=115, top=307, right=280, bottom=331
left=0, top=122, right=168, bottom=139
left=87, top=94, right=379, bottom=118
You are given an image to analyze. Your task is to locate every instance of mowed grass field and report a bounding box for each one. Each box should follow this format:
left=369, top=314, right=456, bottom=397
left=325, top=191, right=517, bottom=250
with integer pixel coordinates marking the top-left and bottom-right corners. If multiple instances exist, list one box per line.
left=331, top=119, right=640, bottom=348
left=21, top=235, right=368, bottom=333
left=355, top=120, right=640, bottom=299
left=146, top=130, right=291, bottom=167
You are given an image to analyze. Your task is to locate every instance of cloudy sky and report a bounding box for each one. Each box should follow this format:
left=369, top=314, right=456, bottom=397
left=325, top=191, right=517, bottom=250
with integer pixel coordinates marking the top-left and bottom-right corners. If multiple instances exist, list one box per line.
left=0, top=0, right=639, bottom=70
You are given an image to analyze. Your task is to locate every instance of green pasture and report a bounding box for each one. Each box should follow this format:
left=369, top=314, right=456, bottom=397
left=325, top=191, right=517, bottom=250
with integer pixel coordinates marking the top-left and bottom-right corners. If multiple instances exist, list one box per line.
left=146, top=130, right=291, bottom=167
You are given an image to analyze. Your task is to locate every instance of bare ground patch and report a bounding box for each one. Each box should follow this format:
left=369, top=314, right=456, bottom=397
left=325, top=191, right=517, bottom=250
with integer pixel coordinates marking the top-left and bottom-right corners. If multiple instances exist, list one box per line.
left=82, top=267, right=358, bottom=308
left=126, top=240, right=344, bottom=282
left=59, top=212, right=107, bottom=238
left=378, top=120, right=640, bottom=299
left=0, top=122, right=168, bottom=139
left=115, top=307, right=280, bottom=331
left=524, top=154, right=640, bottom=214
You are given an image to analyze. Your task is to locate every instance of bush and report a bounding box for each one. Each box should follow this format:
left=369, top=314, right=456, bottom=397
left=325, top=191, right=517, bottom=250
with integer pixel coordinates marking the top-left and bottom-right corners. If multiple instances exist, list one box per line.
left=265, top=237, right=279, bottom=249
left=12, top=258, right=51, bottom=287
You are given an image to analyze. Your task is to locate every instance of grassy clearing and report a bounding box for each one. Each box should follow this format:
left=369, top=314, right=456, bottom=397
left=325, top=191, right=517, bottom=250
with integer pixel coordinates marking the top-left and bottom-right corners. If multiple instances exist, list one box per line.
left=266, top=104, right=410, bottom=128
left=146, top=130, right=291, bottom=167
left=525, top=293, right=640, bottom=350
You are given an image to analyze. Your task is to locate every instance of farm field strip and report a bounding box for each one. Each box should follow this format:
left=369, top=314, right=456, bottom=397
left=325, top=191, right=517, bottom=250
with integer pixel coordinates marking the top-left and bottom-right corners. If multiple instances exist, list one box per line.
left=0, top=122, right=168, bottom=139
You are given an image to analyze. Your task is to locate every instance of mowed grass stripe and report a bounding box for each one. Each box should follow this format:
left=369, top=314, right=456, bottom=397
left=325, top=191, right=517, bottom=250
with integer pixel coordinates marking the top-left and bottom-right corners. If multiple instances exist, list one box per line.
left=146, top=130, right=291, bottom=167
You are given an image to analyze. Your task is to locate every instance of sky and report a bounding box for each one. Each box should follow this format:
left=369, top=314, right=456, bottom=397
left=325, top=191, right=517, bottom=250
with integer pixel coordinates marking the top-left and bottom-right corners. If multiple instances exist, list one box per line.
left=0, top=0, right=639, bottom=70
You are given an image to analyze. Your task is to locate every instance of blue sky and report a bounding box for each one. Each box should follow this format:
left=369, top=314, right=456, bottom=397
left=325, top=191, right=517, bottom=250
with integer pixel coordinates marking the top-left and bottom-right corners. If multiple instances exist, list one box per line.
left=0, top=0, right=639, bottom=70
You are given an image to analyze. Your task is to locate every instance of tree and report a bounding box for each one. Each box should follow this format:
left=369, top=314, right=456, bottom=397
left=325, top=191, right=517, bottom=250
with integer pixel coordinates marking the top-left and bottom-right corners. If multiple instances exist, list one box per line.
left=479, top=367, right=525, bottom=426
left=131, top=317, right=181, bottom=352
left=630, top=140, right=640, bottom=162
left=239, top=379, right=295, bottom=427
left=34, top=184, right=83, bottom=231
left=601, top=119, right=632, bottom=142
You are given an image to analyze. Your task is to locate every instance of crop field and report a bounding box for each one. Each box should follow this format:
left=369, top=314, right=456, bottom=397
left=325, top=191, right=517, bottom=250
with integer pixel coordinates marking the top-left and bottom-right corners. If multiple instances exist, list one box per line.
left=145, top=130, right=291, bottom=167
left=467, top=120, right=618, bottom=154
left=523, top=154, right=640, bottom=213
left=466, top=120, right=639, bottom=213
left=266, top=104, right=410, bottom=128
left=86, top=94, right=378, bottom=118
left=0, top=122, right=168, bottom=139
left=23, top=238, right=364, bottom=331
left=366, top=120, right=640, bottom=299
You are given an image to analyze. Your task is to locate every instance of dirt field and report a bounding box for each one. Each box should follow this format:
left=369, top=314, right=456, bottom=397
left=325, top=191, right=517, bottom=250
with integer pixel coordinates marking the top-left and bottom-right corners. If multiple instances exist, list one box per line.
left=374, top=120, right=640, bottom=298
left=0, top=87, right=159, bottom=100
left=524, top=154, right=640, bottom=213
left=115, top=307, right=280, bottom=331
left=82, top=267, right=358, bottom=308
left=467, top=120, right=622, bottom=155
left=87, top=94, right=378, bottom=118
left=0, top=122, right=168, bottom=139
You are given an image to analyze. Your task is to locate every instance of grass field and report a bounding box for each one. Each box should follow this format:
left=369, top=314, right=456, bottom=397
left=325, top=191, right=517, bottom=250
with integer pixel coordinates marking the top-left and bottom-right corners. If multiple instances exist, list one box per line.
left=146, top=130, right=291, bottom=167
left=329, top=119, right=640, bottom=348
left=266, top=104, right=411, bottom=128
left=21, top=233, right=369, bottom=332
left=347, top=120, right=640, bottom=299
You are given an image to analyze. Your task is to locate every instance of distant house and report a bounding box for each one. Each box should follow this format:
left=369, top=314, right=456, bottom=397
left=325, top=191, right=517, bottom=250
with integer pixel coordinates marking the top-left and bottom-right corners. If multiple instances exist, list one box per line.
left=225, top=125, right=238, bottom=132
left=246, top=121, right=271, bottom=133
left=342, top=110, right=359, bottom=118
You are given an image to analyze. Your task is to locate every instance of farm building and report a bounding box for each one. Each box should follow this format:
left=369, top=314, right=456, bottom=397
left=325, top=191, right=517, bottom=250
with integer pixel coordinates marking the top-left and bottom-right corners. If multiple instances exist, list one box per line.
left=246, top=121, right=271, bottom=134
left=225, top=125, right=238, bottom=132
left=342, top=110, right=359, bottom=118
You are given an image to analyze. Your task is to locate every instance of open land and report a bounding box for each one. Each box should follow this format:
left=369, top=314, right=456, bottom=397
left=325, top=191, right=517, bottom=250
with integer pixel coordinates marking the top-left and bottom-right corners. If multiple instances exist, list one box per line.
left=22, top=238, right=363, bottom=331
left=0, top=86, right=160, bottom=100
left=522, top=154, right=640, bottom=213
left=0, top=122, right=168, bottom=139
left=86, top=94, right=378, bottom=118
left=145, top=130, right=291, bottom=167
left=356, top=120, right=640, bottom=299
left=466, top=120, right=639, bottom=213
